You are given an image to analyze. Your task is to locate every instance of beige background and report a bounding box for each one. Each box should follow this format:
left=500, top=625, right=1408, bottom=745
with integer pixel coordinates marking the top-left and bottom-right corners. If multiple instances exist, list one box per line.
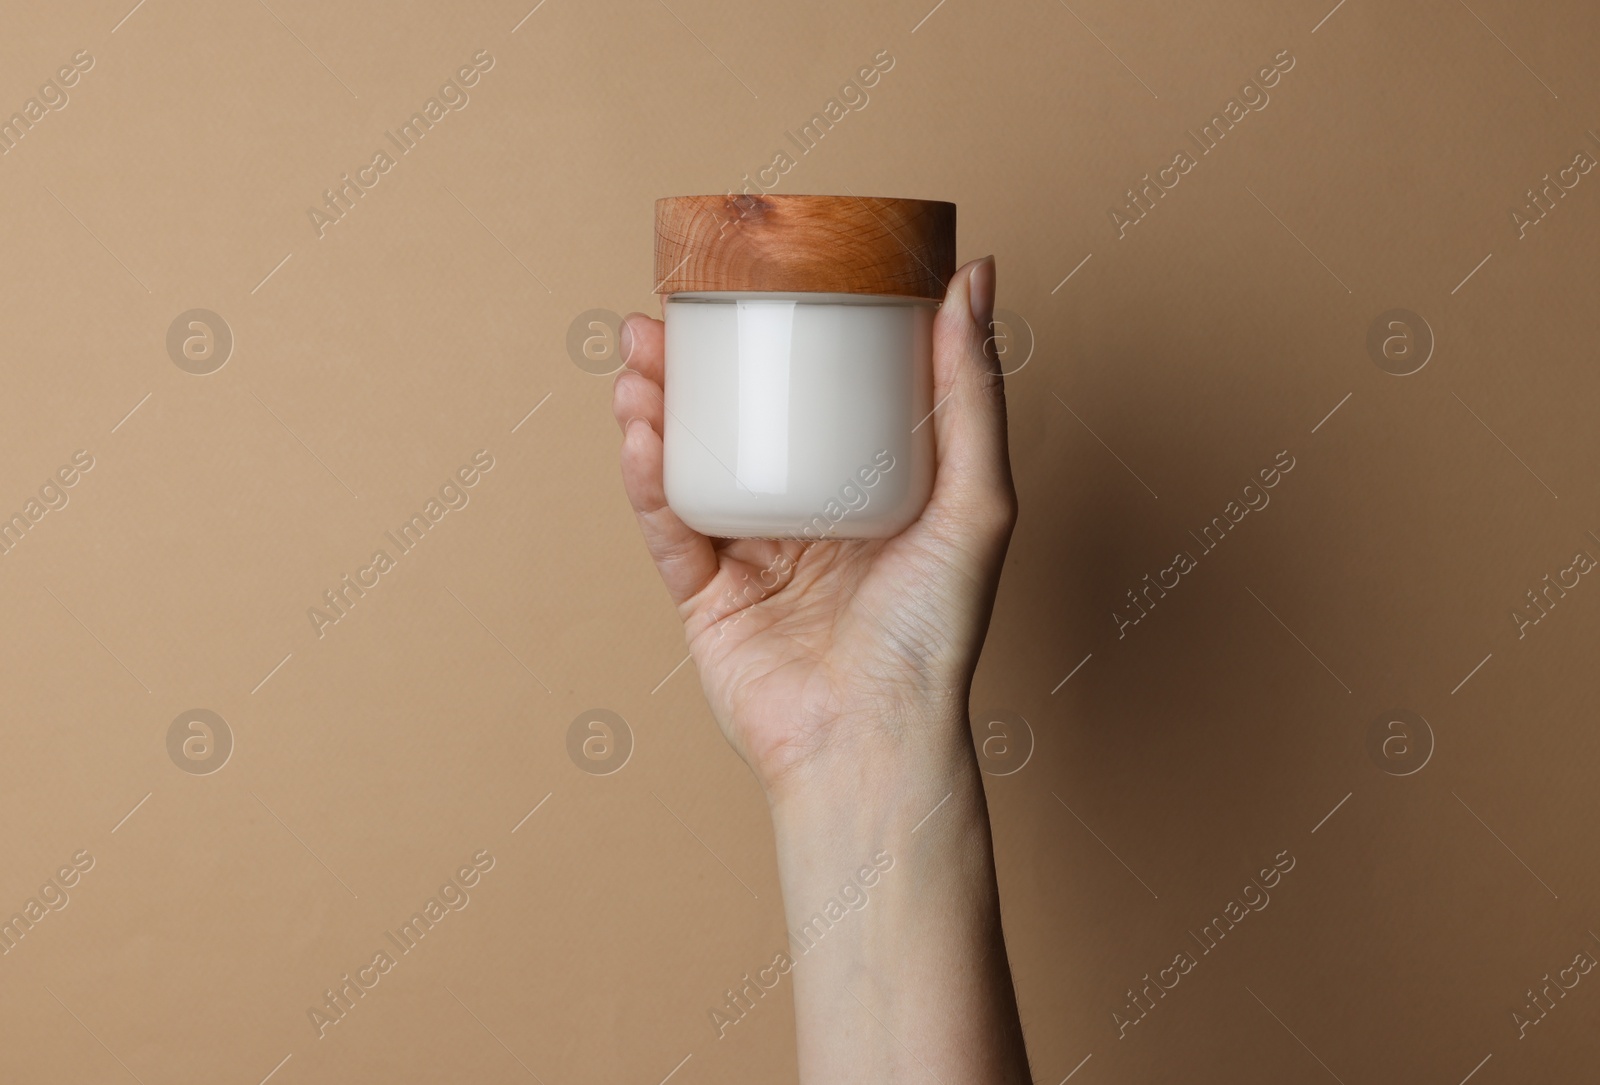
left=2, top=0, right=1598, bottom=1081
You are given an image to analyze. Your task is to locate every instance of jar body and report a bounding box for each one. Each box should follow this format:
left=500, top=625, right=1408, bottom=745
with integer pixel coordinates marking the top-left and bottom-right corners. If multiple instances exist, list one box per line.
left=662, top=292, right=936, bottom=539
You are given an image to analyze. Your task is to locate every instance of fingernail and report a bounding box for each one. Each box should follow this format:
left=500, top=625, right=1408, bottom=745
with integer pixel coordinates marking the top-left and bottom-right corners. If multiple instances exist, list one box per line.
left=618, top=315, right=634, bottom=366
left=968, top=256, right=995, bottom=327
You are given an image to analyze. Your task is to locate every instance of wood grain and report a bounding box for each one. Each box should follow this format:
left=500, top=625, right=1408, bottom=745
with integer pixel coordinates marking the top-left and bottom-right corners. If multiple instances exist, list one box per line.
left=654, top=194, right=956, bottom=299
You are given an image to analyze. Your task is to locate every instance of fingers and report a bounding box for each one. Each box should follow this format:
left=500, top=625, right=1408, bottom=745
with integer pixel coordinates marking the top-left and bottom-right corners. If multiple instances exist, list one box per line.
left=921, top=256, right=1019, bottom=542
left=618, top=312, right=664, bottom=385
left=612, top=368, right=664, bottom=436
left=612, top=313, right=666, bottom=435
left=613, top=315, right=722, bottom=610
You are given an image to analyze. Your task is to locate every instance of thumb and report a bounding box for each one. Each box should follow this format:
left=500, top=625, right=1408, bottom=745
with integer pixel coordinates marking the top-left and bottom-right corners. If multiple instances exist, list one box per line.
left=919, top=255, right=1018, bottom=544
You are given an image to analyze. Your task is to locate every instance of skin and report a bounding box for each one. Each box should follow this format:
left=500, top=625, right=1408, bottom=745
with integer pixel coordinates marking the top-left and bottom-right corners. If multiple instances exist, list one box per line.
left=613, top=256, right=1032, bottom=1083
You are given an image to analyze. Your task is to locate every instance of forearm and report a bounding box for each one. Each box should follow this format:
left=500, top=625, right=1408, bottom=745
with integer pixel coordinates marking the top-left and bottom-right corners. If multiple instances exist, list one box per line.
left=766, top=719, right=1032, bottom=1084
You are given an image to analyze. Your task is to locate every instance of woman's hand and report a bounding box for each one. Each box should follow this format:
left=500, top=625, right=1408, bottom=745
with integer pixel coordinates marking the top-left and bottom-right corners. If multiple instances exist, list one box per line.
left=611, top=256, right=1017, bottom=801
left=613, top=255, right=1032, bottom=1084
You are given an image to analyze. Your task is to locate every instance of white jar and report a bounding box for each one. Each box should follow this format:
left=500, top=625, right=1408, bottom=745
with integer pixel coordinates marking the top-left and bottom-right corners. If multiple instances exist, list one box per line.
left=653, top=194, right=956, bottom=540
left=662, top=292, right=936, bottom=539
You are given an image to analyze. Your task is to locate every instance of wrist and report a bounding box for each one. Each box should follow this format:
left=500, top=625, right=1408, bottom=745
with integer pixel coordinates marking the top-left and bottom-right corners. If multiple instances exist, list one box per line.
left=762, top=706, right=980, bottom=824
left=764, top=713, right=993, bottom=903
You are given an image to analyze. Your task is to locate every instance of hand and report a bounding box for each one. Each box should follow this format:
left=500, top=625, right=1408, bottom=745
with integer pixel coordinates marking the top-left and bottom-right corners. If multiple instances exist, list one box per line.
left=611, top=256, right=1016, bottom=800
left=615, top=255, right=1033, bottom=1083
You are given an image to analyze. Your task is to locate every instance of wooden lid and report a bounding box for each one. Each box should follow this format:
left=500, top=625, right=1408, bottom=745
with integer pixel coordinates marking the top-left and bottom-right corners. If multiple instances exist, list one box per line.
left=654, top=194, right=956, bottom=299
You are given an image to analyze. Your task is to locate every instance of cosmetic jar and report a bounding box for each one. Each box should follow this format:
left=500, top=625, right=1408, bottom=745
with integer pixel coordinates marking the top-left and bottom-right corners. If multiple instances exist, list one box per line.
left=654, top=194, right=955, bottom=540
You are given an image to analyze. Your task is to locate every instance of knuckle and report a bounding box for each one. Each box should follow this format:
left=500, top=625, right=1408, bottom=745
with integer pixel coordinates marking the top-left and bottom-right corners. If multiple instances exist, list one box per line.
left=611, top=371, right=646, bottom=418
